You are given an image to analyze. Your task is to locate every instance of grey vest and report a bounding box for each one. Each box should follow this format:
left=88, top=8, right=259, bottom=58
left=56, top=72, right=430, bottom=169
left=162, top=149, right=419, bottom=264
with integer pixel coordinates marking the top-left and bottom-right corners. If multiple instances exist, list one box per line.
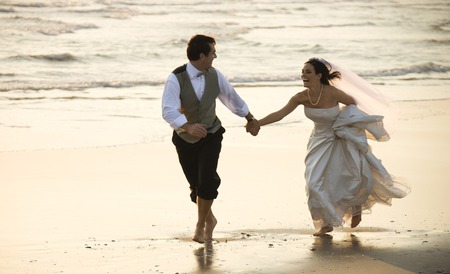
left=173, top=64, right=222, bottom=143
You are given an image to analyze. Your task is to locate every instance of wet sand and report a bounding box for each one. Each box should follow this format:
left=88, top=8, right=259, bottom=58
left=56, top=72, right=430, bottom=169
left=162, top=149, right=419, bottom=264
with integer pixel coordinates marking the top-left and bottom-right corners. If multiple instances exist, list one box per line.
left=0, top=99, right=449, bottom=273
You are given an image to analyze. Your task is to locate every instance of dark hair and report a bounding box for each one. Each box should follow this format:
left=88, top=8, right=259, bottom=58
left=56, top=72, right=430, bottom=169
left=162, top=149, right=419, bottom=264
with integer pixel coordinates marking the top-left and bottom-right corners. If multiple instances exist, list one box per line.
left=305, top=58, right=341, bottom=85
left=187, top=34, right=216, bottom=61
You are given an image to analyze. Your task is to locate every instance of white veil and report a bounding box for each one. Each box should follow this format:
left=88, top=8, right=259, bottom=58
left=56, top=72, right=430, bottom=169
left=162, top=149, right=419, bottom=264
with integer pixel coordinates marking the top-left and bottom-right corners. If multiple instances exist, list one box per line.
left=322, top=59, right=398, bottom=136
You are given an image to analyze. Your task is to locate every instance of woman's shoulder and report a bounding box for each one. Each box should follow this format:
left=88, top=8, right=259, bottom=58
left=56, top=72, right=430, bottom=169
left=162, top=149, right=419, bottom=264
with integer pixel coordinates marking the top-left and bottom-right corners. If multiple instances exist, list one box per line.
left=291, top=89, right=308, bottom=103
left=324, top=85, right=345, bottom=98
left=292, top=89, right=308, bottom=100
left=325, top=85, right=355, bottom=105
left=295, top=89, right=308, bottom=97
left=324, top=84, right=339, bottom=93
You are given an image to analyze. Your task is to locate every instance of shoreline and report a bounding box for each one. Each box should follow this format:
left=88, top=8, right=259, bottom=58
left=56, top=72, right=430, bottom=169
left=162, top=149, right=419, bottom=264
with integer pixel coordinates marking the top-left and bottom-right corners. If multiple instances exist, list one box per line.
left=1, top=84, right=449, bottom=153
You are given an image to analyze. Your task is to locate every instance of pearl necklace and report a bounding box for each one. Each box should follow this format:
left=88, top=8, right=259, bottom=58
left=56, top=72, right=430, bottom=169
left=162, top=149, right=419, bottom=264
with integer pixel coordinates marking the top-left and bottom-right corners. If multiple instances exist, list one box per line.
left=307, top=84, right=323, bottom=106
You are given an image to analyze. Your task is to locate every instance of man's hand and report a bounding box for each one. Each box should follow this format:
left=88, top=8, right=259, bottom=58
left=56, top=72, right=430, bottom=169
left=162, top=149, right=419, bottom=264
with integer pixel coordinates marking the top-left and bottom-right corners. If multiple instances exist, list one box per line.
left=183, top=123, right=207, bottom=138
left=245, top=120, right=260, bottom=136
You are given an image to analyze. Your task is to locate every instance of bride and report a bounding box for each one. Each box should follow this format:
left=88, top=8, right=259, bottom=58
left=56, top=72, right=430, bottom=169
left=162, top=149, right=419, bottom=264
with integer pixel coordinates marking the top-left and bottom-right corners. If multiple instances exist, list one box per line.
left=252, top=58, right=410, bottom=236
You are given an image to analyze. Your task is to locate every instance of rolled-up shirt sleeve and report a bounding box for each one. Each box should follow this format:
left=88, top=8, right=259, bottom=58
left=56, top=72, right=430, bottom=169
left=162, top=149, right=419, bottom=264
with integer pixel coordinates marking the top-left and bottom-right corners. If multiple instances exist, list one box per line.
left=161, top=74, right=188, bottom=129
left=216, top=69, right=250, bottom=117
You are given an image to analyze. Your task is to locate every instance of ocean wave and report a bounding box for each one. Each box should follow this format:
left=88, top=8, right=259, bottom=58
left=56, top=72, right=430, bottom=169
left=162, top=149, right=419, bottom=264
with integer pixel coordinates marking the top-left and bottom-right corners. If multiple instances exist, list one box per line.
left=291, top=22, right=375, bottom=29
left=229, top=74, right=298, bottom=83
left=2, top=16, right=97, bottom=36
left=3, top=0, right=142, bottom=19
left=0, top=7, right=15, bottom=12
left=2, top=68, right=448, bottom=92
left=9, top=53, right=77, bottom=62
left=5, top=2, right=47, bottom=8
left=0, top=76, right=301, bottom=92
left=229, top=75, right=300, bottom=87
left=252, top=22, right=375, bottom=30
left=0, top=80, right=164, bottom=92
left=432, top=20, right=450, bottom=32
left=427, top=39, right=450, bottom=45
left=4, top=96, right=47, bottom=101
left=397, top=77, right=450, bottom=81
left=70, top=6, right=142, bottom=19
left=4, top=1, right=85, bottom=8
left=0, top=73, right=16, bottom=77
left=4, top=96, right=136, bottom=101
left=360, top=62, right=450, bottom=77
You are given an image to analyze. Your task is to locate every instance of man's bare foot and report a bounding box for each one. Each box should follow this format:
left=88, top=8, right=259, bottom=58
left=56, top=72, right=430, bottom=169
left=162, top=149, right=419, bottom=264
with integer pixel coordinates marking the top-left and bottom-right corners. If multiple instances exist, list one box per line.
left=205, top=215, right=217, bottom=242
left=351, top=214, right=362, bottom=228
left=193, top=225, right=205, bottom=243
left=313, top=226, right=333, bottom=236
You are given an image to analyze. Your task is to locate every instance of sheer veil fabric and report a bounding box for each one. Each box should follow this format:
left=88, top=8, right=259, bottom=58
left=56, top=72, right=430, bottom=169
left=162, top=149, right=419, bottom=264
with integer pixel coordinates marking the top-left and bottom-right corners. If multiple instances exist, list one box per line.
left=321, top=59, right=399, bottom=137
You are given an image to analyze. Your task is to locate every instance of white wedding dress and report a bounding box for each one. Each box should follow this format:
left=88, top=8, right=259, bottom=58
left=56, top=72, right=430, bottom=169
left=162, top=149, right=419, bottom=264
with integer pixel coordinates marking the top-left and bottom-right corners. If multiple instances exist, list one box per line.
left=304, top=104, right=409, bottom=229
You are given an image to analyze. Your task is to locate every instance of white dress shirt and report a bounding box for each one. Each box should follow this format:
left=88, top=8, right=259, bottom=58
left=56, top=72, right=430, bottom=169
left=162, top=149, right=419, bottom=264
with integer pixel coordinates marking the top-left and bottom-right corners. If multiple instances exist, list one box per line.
left=162, top=62, right=250, bottom=129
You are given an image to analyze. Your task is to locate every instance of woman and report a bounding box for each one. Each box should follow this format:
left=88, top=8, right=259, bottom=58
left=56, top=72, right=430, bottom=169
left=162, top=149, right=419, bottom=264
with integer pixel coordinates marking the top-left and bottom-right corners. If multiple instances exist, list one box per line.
left=254, top=58, right=409, bottom=236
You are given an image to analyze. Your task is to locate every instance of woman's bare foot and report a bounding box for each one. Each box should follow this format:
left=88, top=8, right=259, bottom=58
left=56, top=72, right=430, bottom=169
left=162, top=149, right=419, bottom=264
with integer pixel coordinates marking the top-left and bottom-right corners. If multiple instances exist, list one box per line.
left=351, top=205, right=362, bottom=228
left=351, top=214, right=362, bottom=228
left=193, top=224, right=205, bottom=243
left=205, top=215, right=217, bottom=242
left=313, top=226, right=333, bottom=236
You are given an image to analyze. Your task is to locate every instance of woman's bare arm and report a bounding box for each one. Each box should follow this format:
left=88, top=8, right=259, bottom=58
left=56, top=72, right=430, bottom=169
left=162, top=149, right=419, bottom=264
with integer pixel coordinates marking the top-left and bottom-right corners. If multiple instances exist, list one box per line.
left=258, top=92, right=304, bottom=126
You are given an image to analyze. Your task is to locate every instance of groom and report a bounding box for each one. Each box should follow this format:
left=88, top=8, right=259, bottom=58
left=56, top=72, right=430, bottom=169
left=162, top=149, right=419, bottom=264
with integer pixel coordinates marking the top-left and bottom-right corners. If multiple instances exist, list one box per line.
left=161, top=34, right=260, bottom=243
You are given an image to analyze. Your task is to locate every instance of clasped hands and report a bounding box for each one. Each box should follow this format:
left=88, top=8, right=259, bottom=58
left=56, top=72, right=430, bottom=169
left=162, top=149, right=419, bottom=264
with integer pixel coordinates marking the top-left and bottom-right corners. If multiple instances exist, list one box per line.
left=245, top=120, right=260, bottom=136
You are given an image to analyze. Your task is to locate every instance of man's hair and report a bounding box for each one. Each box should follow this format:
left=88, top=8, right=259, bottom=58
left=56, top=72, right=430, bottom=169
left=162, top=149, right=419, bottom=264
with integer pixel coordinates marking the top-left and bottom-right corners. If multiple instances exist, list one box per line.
left=187, top=34, right=216, bottom=61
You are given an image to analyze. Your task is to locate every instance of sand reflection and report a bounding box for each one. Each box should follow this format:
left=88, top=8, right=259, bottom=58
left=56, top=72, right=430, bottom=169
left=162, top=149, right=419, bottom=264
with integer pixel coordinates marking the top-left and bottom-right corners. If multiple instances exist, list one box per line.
left=193, top=241, right=214, bottom=272
left=311, top=233, right=362, bottom=254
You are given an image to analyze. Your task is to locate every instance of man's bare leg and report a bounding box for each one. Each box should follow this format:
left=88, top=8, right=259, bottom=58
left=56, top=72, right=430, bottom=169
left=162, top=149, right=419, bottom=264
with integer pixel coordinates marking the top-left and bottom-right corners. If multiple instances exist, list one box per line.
left=205, top=210, right=217, bottom=242
left=193, top=197, right=213, bottom=243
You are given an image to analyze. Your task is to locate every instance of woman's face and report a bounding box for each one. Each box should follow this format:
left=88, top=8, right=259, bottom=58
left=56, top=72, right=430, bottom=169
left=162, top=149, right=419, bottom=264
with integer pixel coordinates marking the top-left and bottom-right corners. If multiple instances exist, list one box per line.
left=301, top=63, right=321, bottom=87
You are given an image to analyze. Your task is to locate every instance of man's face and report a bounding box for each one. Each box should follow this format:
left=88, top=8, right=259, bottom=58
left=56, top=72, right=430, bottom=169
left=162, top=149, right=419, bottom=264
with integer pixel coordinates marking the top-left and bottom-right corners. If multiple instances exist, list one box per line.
left=203, top=43, right=217, bottom=69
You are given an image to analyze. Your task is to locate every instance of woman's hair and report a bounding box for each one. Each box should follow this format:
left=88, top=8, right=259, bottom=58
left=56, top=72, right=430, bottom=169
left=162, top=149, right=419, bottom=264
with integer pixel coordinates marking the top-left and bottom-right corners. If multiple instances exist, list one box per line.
left=187, top=35, right=216, bottom=61
left=305, top=58, right=341, bottom=85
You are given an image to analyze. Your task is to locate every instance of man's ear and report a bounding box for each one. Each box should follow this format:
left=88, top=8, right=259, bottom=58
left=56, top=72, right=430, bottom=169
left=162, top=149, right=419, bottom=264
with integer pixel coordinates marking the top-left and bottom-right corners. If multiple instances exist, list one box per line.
left=199, top=53, right=205, bottom=60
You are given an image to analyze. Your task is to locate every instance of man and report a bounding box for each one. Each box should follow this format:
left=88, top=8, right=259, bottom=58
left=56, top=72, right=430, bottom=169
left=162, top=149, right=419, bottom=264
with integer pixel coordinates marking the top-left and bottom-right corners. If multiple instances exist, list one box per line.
left=162, top=34, right=259, bottom=243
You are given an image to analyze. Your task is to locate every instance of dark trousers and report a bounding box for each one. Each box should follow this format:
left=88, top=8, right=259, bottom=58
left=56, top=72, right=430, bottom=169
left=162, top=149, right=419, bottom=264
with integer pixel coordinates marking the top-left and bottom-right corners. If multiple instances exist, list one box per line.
left=172, top=127, right=225, bottom=203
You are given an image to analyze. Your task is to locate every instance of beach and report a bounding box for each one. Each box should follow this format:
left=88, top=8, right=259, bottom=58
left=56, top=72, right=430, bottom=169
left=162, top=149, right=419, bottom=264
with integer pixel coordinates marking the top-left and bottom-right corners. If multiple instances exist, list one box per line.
left=1, top=88, right=449, bottom=274
left=1, top=1, right=450, bottom=272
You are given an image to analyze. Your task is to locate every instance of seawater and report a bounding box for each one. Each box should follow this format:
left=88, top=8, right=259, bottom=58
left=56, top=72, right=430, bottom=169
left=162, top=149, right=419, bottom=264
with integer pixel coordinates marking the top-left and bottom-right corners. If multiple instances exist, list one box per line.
left=1, top=0, right=449, bottom=151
